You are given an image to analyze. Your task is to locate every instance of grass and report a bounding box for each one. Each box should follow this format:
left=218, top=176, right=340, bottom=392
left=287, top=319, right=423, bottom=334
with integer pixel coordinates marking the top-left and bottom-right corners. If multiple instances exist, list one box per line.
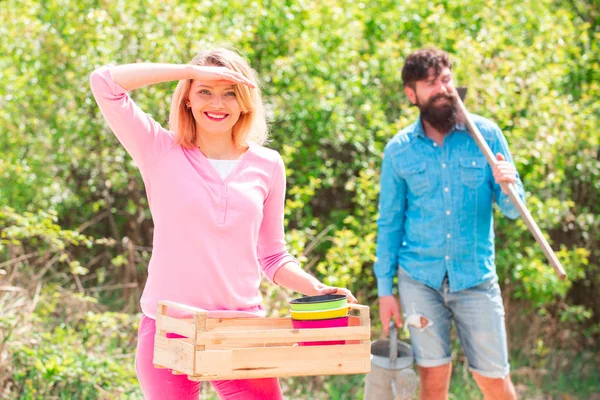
left=3, top=288, right=598, bottom=399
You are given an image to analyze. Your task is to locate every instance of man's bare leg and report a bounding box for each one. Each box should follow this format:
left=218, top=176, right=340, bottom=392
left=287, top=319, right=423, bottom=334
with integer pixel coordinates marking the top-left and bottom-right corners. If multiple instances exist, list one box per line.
left=472, top=372, right=517, bottom=400
left=418, top=363, right=452, bottom=400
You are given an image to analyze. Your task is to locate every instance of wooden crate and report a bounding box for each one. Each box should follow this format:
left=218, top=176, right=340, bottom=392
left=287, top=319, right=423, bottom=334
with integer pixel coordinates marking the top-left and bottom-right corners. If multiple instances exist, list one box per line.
left=153, top=300, right=371, bottom=381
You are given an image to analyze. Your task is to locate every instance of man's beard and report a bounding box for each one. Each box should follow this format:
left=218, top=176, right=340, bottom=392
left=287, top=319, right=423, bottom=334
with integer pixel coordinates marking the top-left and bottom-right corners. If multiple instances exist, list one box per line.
left=418, top=93, right=457, bottom=134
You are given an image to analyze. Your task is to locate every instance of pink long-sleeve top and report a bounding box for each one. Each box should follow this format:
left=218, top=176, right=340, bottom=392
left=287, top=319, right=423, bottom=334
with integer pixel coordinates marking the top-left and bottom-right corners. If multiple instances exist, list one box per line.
left=90, top=65, right=298, bottom=319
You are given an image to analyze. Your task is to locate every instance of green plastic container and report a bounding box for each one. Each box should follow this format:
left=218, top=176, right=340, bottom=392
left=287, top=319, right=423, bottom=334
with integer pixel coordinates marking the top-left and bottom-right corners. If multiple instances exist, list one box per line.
left=289, top=294, right=348, bottom=311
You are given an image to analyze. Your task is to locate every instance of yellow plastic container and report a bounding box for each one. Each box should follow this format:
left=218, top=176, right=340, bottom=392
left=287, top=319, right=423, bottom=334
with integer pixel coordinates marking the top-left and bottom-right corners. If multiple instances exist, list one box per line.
left=290, top=306, right=348, bottom=320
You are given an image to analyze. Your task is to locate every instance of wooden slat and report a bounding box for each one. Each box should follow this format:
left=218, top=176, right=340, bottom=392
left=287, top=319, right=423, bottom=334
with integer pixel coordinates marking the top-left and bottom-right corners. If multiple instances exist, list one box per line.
left=348, top=303, right=370, bottom=329
left=193, top=312, right=207, bottom=333
left=154, top=316, right=292, bottom=331
left=193, top=349, right=233, bottom=377
left=347, top=315, right=363, bottom=344
left=205, top=317, right=292, bottom=331
left=233, top=343, right=370, bottom=372
left=160, top=315, right=197, bottom=338
left=156, top=305, right=168, bottom=337
left=159, top=300, right=209, bottom=316
left=153, top=336, right=196, bottom=375
left=195, top=326, right=370, bottom=346
left=187, top=343, right=371, bottom=381
left=198, top=342, right=294, bottom=350
left=202, top=312, right=365, bottom=333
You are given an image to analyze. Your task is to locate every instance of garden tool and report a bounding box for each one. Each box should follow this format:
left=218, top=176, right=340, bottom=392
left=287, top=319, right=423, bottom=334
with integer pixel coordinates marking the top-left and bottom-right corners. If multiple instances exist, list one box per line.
left=454, top=87, right=567, bottom=280
left=363, top=322, right=419, bottom=400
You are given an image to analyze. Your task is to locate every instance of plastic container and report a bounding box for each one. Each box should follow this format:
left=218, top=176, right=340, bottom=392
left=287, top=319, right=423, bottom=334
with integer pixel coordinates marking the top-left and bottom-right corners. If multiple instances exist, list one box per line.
left=289, top=294, right=348, bottom=311
left=291, top=316, right=349, bottom=346
left=290, top=306, right=348, bottom=320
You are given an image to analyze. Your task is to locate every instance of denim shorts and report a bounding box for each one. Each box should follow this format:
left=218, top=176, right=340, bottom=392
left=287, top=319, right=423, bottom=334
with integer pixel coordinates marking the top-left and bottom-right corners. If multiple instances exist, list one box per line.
left=397, top=268, right=510, bottom=378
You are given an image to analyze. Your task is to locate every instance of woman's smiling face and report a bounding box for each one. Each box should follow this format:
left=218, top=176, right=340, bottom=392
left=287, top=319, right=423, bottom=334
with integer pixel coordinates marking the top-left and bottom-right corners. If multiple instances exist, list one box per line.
left=188, top=80, right=242, bottom=137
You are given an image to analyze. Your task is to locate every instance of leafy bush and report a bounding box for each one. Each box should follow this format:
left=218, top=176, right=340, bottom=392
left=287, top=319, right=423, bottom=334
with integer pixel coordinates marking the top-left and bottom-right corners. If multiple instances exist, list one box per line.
left=1, top=0, right=598, bottom=397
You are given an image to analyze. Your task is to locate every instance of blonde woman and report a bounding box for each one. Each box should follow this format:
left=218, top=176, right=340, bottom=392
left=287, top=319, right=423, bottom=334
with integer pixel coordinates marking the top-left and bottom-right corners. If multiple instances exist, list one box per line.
left=90, top=48, right=356, bottom=400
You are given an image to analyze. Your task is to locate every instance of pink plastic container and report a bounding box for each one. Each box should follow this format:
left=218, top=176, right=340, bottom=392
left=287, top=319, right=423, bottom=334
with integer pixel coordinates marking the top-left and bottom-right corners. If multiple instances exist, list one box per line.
left=291, top=316, right=349, bottom=346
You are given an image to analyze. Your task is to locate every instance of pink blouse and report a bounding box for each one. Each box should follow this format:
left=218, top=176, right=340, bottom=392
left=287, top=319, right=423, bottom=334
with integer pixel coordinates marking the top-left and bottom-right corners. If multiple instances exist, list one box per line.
left=90, top=65, right=298, bottom=318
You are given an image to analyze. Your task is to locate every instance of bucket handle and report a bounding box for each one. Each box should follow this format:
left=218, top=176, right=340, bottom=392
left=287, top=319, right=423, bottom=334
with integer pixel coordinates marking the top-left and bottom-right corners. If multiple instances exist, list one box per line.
left=389, top=321, right=398, bottom=369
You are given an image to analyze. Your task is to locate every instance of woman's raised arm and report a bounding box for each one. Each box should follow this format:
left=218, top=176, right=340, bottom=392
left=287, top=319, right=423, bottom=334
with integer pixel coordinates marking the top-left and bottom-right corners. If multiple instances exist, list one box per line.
left=89, top=62, right=255, bottom=167
left=110, top=63, right=255, bottom=91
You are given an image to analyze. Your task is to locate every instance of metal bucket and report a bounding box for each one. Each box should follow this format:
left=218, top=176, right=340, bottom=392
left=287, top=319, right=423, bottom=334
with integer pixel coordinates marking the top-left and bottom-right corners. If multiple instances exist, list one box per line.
left=363, top=324, right=419, bottom=400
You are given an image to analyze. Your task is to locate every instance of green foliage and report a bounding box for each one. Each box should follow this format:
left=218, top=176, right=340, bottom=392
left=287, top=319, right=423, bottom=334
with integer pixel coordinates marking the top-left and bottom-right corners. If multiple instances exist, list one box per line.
left=0, top=206, right=114, bottom=277
left=1, top=0, right=598, bottom=398
left=2, top=284, right=140, bottom=399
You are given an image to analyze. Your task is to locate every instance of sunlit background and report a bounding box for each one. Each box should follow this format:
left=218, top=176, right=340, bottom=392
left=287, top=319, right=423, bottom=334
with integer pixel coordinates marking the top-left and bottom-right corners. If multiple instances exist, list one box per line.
left=1, top=0, right=598, bottom=398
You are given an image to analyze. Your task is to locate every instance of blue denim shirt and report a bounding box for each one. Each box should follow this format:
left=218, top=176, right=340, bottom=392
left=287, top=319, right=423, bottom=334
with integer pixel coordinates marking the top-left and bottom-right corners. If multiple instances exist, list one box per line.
left=375, top=114, right=526, bottom=296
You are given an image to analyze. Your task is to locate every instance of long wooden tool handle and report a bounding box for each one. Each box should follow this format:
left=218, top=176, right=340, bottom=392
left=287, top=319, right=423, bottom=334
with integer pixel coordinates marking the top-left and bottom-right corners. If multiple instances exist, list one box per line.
left=453, top=90, right=567, bottom=280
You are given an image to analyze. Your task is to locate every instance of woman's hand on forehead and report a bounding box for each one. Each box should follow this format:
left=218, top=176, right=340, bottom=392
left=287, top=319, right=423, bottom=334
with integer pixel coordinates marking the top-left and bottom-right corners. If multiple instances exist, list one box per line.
left=191, top=65, right=255, bottom=88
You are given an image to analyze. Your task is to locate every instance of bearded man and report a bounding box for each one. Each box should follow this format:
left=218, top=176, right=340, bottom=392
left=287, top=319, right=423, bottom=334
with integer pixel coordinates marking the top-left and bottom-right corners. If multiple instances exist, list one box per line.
left=374, top=48, right=525, bottom=400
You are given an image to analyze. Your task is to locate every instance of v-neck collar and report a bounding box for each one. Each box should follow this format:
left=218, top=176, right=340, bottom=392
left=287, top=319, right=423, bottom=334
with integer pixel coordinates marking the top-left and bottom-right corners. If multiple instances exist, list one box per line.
left=192, top=143, right=254, bottom=184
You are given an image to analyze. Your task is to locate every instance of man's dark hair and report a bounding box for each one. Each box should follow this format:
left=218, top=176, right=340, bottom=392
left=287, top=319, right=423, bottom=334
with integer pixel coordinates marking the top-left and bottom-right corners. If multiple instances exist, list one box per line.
left=401, top=48, right=452, bottom=89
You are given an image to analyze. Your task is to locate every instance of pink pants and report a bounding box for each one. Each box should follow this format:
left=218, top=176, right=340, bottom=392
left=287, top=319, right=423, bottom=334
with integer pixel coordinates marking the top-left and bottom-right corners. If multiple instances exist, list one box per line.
left=135, top=314, right=283, bottom=400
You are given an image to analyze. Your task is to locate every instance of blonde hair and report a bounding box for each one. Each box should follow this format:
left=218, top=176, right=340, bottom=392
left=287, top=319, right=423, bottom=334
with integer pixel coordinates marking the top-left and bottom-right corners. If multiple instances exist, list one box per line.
left=169, top=48, right=268, bottom=148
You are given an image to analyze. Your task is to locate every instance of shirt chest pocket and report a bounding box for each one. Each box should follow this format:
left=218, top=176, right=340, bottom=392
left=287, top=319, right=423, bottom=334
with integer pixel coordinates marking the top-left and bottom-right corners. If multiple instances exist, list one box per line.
left=400, top=162, right=430, bottom=196
left=459, top=158, right=485, bottom=188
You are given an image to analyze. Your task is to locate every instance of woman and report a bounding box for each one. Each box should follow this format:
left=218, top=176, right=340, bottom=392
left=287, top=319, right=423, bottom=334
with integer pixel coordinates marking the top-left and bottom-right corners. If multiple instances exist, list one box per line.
left=90, top=47, right=356, bottom=399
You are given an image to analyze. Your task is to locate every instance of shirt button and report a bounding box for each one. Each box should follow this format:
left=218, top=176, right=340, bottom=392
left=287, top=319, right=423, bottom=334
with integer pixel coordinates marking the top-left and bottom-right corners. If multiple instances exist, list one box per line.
left=444, top=187, right=449, bottom=192
left=442, top=163, right=447, bottom=168
left=445, top=255, right=450, bottom=260
left=446, top=210, right=451, bottom=215
left=472, top=161, right=476, bottom=166
left=433, top=143, right=438, bottom=147
left=447, top=233, right=452, bottom=239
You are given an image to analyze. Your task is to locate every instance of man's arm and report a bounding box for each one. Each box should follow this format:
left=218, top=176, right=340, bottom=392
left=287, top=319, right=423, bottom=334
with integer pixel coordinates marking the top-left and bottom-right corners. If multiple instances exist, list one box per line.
left=375, top=145, right=407, bottom=332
